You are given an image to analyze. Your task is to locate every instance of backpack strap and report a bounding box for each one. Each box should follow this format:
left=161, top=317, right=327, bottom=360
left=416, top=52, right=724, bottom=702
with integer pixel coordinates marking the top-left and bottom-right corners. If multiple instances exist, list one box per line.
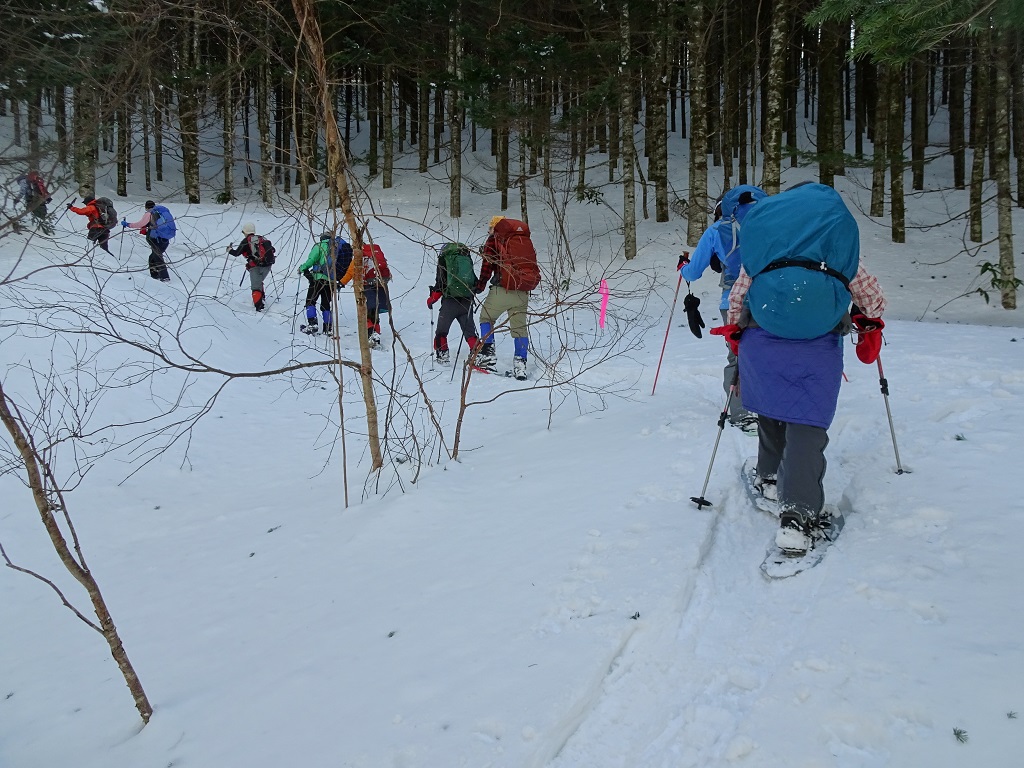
left=758, top=258, right=852, bottom=290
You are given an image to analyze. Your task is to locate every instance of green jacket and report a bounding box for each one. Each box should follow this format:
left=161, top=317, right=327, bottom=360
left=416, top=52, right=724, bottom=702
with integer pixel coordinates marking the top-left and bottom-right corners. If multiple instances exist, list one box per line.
left=298, top=241, right=331, bottom=281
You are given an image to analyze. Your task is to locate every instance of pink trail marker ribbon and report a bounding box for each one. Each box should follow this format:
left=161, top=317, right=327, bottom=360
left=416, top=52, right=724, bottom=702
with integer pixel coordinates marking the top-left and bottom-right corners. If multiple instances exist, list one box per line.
left=599, top=279, right=609, bottom=328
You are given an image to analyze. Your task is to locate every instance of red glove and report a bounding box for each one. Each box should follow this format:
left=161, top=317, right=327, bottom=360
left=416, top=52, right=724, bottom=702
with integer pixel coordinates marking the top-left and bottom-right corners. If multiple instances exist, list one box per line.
left=851, top=314, right=885, bottom=364
left=710, top=324, right=742, bottom=356
left=426, top=289, right=442, bottom=309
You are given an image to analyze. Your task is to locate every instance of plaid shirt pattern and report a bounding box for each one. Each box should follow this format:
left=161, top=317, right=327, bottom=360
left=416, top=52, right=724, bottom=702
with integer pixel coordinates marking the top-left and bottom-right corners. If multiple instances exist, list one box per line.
left=727, top=263, right=886, bottom=326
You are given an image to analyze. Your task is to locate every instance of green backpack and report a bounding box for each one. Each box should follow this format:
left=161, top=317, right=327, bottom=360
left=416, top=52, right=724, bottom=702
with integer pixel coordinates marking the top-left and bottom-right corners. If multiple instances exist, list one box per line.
left=440, top=242, right=476, bottom=298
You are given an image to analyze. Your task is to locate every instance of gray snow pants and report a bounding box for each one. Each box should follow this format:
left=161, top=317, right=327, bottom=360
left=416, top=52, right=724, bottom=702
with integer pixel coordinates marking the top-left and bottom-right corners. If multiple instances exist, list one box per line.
left=756, top=416, right=829, bottom=515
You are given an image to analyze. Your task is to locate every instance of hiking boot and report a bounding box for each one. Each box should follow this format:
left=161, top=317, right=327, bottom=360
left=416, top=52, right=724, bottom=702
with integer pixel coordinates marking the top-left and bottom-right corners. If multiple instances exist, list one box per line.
left=476, top=343, right=497, bottom=372
left=731, top=413, right=759, bottom=435
left=368, top=332, right=381, bottom=349
left=435, top=348, right=450, bottom=364
left=512, top=356, right=527, bottom=381
left=302, top=323, right=318, bottom=335
left=753, top=473, right=778, bottom=502
left=776, top=506, right=814, bottom=555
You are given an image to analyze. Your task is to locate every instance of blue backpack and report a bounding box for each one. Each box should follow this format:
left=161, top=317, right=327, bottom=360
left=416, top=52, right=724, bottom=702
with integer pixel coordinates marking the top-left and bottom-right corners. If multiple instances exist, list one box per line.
left=150, top=205, right=177, bottom=238
left=740, top=183, right=859, bottom=340
left=332, top=237, right=353, bottom=280
left=713, top=184, right=767, bottom=288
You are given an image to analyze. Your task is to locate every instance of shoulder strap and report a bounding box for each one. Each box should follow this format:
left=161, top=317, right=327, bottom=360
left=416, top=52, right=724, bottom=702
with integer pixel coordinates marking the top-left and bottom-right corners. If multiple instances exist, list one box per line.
left=758, top=258, right=852, bottom=290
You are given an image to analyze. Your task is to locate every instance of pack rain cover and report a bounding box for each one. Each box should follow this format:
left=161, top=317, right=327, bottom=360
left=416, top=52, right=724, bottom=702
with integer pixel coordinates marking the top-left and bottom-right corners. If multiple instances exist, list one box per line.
left=740, top=183, right=860, bottom=339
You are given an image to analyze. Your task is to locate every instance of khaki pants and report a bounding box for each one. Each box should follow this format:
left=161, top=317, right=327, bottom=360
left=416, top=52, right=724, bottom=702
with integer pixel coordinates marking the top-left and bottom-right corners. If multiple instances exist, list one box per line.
left=479, top=285, right=529, bottom=338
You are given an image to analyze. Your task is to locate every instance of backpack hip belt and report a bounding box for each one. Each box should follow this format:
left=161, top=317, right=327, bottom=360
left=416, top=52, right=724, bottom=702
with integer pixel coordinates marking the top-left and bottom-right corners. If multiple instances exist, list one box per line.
left=758, top=258, right=852, bottom=290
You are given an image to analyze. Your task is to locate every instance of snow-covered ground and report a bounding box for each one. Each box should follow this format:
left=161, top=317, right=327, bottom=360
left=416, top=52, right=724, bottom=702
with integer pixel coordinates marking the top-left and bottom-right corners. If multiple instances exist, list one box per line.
left=1, top=119, right=1023, bottom=768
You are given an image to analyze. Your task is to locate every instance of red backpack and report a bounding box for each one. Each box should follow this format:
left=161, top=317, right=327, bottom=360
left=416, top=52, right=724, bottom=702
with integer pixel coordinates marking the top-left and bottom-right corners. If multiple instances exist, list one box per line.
left=493, top=218, right=540, bottom=291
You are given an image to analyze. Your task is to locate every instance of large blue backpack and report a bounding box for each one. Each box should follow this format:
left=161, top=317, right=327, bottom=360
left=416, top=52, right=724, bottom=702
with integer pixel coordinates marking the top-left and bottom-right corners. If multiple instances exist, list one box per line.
left=150, top=205, right=177, bottom=238
left=740, top=183, right=859, bottom=340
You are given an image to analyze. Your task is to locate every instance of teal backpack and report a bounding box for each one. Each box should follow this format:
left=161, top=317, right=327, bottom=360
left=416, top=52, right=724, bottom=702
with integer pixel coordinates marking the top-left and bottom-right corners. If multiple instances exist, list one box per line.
left=440, top=242, right=476, bottom=298
left=740, top=183, right=859, bottom=340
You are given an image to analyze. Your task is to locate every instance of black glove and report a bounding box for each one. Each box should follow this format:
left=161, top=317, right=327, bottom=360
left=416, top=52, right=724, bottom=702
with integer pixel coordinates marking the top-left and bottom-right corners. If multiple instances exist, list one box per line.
left=678, top=253, right=689, bottom=269
left=66, top=203, right=73, bottom=210
left=709, top=255, right=722, bottom=273
left=683, top=293, right=705, bottom=339
left=45, top=197, right=52, bottom=204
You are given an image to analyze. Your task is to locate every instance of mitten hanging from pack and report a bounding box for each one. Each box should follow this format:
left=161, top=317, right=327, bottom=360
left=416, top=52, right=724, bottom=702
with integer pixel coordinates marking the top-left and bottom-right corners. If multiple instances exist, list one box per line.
left=683, top=292, right=705, bottom=339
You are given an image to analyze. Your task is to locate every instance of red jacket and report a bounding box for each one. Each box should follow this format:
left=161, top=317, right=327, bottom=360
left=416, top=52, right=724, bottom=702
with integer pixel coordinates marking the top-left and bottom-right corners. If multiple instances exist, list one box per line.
left=340, top=243, right=391, bottom=287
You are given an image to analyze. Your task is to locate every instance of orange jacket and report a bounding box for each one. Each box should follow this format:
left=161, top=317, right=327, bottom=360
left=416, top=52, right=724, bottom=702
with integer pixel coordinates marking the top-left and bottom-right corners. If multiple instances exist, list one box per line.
left=69, top=201, right=104, bottom=229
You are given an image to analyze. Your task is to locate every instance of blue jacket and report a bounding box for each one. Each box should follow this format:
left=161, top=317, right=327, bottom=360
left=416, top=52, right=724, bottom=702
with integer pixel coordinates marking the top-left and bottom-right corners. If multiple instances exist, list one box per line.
left=679, top=203, right=756, bottom=310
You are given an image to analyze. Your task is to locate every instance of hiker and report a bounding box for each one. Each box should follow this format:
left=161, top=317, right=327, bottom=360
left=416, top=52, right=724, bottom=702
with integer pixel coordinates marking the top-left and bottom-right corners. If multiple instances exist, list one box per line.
left=14, top=170, right=50, bottom=221
left=68, top=195, right=115, bottom=253
left=297, top=232, right=335, bottom=335
left=716, top=183, right=886, bottom=556
left=679, top=185, right=767, bottom=434
left=474, top=216, right=541, bottom=380
left=227, top=222, right=276, bottom=311
left=123, top=200, right=174, bottom=282
left=426, top=242, right=479, bottom=364
left=339, top=240, right=392, bottom=349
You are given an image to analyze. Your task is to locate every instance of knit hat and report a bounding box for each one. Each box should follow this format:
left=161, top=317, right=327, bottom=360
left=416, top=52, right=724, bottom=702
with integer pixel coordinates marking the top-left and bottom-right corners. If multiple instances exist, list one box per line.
left=83, top=195, right=95, bottom=204
left=320, top=232, right=333, bottom=241
left=241, top=222, right=256, bottom=235
left=144, top=200, right=156, bottom=210
left=489, top=215, right=505, bottom=230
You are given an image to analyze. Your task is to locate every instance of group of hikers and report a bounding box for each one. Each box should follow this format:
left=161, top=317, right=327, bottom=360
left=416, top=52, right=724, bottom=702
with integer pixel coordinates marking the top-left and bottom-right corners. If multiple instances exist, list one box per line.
left=19, top=170, right=885, bottom=558
left=226, top=214, right=540, bottom=381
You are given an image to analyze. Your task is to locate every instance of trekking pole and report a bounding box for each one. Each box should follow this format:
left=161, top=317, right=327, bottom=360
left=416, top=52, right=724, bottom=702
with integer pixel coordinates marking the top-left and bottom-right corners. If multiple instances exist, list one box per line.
left=449, top=341, right=463, bottom=383
left=429, top=304, right=436, bottom=369
left=292, top=277, right=303, bottom=335
left=875, top=354, right=907, bottom=474
left=690, top=371, right=738, bottom=509
left=652, top=252, right=687, bottom=396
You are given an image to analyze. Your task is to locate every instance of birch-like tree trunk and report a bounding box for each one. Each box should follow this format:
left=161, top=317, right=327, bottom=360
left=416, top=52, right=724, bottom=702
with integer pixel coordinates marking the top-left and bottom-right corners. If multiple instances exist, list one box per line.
left=1011, top=35, right=1024, bottom=206
left=116, top=103, right=128, bottom=196
left=154, top=86, right=164, bottom=182
left=447, top=22, right=461, bottom=216
left=0, top=381, right=153, bottom=724
left=222, top=44, right=235, bottom=203
left=383, top=65, right=395, bottom=190
left=258, top=61, right=274, bottom=206
left=970, top=37, right=988, bottom=243
left=649, top=0, right=673, bottom=222
left=72, top=85, right=97, bottom=196
left=761, top=0, right=790, bottom=194
left=180, top=10, right=202, bottom=203
left=418, top=77, right=429, bottom=173
left=870, top=66, right=888, bottom=218
left=291, top=0, right=384, bottom=472
left=55, top=86, right=68, bottom=166
left=27, top=88, right=41, bottom=166
left=686, top=2, right=709, bottom=246
left=993, top=32, right=1016, bottom=309
left=620, top=0, right=637, bottom=260
left=910, top=54, right=927, bottom=190
left=888, top=66, right=906, bottom=243
left=141, top=86, right=152, bottom=192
